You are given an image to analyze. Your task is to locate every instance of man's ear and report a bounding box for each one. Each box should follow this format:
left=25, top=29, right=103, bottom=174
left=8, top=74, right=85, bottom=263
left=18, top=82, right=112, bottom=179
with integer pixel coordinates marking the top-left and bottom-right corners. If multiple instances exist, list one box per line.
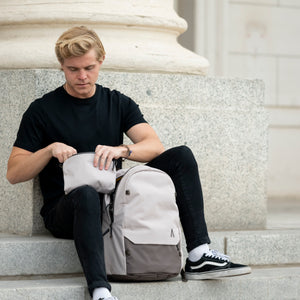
left=99, top=55, right=105, bottom=65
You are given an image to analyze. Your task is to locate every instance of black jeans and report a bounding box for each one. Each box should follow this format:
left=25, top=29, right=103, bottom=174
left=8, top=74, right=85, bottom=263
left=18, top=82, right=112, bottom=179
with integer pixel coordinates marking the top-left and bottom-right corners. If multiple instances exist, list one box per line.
left=43, top=145, right=210, bottom=296
left=147, top=146, right=210, bottom=250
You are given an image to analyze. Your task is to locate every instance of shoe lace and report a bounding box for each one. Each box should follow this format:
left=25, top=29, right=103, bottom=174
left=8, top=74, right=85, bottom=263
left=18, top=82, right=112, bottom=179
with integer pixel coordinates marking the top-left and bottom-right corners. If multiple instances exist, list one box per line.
left=206, top=249, right=230, bottom=261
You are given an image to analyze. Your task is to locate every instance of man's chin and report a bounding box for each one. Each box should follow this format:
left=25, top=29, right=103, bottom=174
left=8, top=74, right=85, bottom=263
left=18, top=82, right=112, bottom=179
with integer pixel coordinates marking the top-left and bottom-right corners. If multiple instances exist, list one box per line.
left=72, top=86, right=95, bottom=98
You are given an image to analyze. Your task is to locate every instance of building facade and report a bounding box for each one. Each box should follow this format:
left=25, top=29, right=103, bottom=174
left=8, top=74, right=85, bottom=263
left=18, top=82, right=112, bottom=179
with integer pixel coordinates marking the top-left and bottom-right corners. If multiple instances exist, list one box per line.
left=175, top=0, right=300, bottom=200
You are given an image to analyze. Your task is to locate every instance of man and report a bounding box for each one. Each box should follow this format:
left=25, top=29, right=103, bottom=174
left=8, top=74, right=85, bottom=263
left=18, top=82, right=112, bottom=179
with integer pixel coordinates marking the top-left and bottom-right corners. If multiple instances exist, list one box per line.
left=7, top=26, right=251, bottom=300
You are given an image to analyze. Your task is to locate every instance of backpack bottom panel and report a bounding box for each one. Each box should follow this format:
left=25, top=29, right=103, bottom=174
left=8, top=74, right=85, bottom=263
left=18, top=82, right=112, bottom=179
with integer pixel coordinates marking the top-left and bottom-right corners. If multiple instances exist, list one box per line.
left=107, top=237, right=181, bottom=281
left=107, top=272, right=179, bottom=282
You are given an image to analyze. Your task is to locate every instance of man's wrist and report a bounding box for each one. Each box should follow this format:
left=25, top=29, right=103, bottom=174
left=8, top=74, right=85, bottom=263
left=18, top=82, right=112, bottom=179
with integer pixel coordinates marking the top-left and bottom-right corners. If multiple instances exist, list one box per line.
left=119, top=144, right=132, bottom=158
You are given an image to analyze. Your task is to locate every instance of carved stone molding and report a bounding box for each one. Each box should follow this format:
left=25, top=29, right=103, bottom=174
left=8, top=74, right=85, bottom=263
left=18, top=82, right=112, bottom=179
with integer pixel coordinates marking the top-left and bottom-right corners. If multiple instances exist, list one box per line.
left=0, top=0, right=209, bottom=74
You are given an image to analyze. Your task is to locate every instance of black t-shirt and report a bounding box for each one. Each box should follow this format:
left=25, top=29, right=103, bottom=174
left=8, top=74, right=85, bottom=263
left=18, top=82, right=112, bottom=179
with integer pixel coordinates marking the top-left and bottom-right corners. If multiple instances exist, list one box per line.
left=14, top=84, right=146, bottom=215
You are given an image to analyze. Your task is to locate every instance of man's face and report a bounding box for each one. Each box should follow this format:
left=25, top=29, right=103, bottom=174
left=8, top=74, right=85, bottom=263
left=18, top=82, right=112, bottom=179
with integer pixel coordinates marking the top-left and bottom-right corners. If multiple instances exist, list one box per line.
left=61, top=48, right=104, bottom=99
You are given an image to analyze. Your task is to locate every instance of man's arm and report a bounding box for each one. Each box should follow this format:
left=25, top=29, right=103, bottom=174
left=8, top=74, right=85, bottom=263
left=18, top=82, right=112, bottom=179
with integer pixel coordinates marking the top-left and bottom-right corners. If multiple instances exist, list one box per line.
left=94, top=123, right=165, bottom=170
left=6, top=143, right=77, bottom=184
left=125, top=123, right=165, bottom=162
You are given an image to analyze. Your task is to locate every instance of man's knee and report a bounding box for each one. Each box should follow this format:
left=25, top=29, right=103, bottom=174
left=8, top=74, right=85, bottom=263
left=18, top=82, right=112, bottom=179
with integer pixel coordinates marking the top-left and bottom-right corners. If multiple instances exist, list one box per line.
left=171, top=145, right=192, bottom=156
left=71, top=185, right=101, bottom=213
left=169, top=145, right=198, bottom=169
left=168, top=145, right=195, bottom=160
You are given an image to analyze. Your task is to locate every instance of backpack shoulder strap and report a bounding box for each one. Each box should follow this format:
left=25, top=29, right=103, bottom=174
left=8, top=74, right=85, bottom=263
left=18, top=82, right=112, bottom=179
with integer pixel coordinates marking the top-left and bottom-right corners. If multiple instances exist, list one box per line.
left=102, top=167, right=131, bottom=237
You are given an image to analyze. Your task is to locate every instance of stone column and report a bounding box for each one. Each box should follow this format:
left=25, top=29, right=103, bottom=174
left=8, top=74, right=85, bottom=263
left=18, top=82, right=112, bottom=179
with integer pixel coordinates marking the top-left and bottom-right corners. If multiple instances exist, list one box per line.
left=0, top=0, right=209, bottom=74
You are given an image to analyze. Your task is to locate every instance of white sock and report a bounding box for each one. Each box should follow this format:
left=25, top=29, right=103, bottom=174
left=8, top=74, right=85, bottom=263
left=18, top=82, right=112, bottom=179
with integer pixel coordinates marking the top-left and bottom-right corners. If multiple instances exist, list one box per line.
left=188, top=243, right=210, bottom=262
left=92, top=287, right=112, bottom=300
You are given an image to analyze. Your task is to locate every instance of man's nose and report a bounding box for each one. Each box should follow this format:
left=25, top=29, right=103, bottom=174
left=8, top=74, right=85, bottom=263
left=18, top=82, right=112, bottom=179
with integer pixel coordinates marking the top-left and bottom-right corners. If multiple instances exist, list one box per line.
left=78, top=69, right=87, bottom=80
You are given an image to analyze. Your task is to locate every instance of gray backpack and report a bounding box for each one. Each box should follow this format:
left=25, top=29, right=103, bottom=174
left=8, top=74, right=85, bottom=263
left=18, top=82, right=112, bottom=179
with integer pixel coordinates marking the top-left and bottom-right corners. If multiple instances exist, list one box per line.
left=102, top=165, right=182, bottom=281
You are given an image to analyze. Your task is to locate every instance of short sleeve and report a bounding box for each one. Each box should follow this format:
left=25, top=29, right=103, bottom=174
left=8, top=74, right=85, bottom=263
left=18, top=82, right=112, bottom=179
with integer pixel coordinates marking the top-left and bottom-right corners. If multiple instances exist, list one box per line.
left=13, top=102, right=45, bottom=152
left=119, top=93, right=147, bottom=133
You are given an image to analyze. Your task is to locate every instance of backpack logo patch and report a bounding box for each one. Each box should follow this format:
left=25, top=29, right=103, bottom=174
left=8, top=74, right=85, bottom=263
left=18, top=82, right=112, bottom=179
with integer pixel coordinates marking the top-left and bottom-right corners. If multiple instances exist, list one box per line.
left=170, top=228, right=175, bottom=238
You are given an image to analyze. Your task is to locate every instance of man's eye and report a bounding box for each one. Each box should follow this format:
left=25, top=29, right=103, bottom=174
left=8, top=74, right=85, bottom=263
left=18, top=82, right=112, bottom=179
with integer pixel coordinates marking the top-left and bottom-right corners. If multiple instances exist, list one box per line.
left=86, top=66, right=94, bottom=70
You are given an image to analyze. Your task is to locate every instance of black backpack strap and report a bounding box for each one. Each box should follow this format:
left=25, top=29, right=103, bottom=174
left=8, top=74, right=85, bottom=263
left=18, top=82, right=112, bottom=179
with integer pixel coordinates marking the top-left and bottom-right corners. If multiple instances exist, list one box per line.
left=102, top=192, right=115, bottom=237
left=108, top=192, right=115, bottom=237
left=102, top=174, right=123, bottom=238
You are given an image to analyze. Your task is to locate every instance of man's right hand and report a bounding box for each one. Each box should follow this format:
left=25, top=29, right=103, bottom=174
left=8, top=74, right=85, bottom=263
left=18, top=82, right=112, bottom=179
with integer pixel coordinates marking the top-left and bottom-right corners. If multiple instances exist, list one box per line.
left=48, top=142, right=77, bottom=163
left=7, top=142, right=77, bottom=184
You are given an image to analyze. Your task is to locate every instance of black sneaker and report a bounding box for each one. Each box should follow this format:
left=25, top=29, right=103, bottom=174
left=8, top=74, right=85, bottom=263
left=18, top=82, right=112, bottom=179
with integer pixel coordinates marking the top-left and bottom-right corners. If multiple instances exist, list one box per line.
left=182, top=250, right=251, bottom=280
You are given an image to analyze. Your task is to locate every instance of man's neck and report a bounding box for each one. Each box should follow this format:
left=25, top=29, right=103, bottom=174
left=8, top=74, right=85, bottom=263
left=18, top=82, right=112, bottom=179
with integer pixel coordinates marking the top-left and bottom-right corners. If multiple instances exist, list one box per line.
left=63, top=83, right=96, bottom=99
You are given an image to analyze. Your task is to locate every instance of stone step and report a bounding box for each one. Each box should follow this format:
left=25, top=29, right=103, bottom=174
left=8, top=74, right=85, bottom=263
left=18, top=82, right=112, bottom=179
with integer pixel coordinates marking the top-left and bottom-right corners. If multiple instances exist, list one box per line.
left=0, top=229, right=299, bottom=277
left=0, top=266, right=299, bottom=300
left=0, top=233, right=81, bottom=276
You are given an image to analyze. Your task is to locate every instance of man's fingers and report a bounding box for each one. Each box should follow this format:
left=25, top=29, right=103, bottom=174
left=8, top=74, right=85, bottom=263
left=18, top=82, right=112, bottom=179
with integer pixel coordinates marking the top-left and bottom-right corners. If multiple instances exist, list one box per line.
left=57, top=155, right=64, bottom=163
left=71, top=148, right=77, bottom=156
left=62, top=149, right=77, bottom=162
left=51, top=143, right=77, bottom=162
left=94, top=145, right=118, bottom=170
left=98, top=153, right=109, bottom=170
left=93, top=152, right=100, bottom=167
left=94, top=145, right=103, bottom=167
left=104, top=154, right=115, bottom=170
left=94, top=150, right=113, bottom=170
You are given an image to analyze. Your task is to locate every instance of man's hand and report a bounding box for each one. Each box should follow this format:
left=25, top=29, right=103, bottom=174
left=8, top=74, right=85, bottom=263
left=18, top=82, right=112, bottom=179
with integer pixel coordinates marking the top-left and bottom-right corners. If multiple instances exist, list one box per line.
left=48, top=142, right=77, bottom=163
left=7, top=142, right=76, bottom=184
left=94, top=145, right=127, bottom=170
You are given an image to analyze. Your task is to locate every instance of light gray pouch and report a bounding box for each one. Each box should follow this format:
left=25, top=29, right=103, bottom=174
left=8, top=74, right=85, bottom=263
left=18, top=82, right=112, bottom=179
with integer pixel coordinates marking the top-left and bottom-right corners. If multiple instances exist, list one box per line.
left=63, top=152, right=116, bottom=194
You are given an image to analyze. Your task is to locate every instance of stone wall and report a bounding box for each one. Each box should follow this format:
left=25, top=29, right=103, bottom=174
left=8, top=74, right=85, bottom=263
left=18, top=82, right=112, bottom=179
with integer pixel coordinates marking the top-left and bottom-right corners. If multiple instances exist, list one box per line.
left=0, top=69, right=268, bottom=235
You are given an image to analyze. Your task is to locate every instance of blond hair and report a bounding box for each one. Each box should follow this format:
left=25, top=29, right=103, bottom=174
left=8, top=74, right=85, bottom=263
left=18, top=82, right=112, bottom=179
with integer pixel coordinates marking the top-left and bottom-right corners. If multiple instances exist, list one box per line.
left=55, top=26, right=105, bottom=64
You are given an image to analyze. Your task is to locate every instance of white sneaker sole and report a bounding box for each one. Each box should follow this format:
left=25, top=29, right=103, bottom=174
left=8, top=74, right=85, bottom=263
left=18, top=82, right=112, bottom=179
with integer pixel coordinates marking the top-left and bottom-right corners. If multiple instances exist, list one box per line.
left=185, top=266, right=252, bottom=280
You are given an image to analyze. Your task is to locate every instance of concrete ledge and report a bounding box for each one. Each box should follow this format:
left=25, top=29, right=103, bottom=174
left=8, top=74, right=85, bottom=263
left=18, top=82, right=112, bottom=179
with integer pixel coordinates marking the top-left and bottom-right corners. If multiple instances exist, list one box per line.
left=0, top=267, right=299, bottom=300
left=0, top=277, right=87, bottom=300
left=0, top=70, right=268, bottom=234
left=1, top=229, right=299, bottom=277
left=225, top=229, right=300, bottom=266
left=0, top=234, right=82, bottom=276
left=111, top=267, right=300, bottom=300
